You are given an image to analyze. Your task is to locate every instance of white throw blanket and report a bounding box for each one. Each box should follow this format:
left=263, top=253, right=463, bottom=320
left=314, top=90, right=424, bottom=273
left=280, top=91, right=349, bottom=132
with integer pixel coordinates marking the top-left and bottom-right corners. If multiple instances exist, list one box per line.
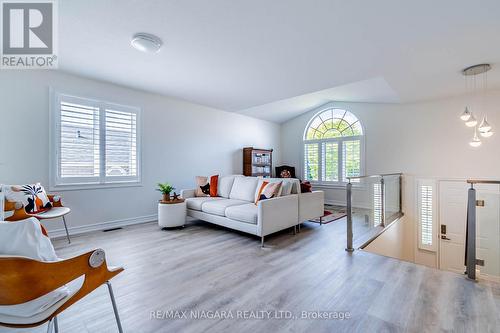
left=0, top=217, right=58, bottom=262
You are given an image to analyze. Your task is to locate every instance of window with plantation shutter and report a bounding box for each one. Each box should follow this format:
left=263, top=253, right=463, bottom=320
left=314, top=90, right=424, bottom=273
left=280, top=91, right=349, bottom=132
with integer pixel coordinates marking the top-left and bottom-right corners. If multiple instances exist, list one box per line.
left=51, top=92, right=141, bottom=189
left=59, top=99, right=100, bottom=180
left=342, top=140, right=361, bottom=182
left=417, top=180, right=436, bottom=251
left=373, top=183, right=382, bottom=226
left=303, top=106, right=364, bottom=185
left=105, top=109, right=137, bottom=179
left=304, top=143, right=319, bottom=181
left=322, top=142, right=338, bottom=182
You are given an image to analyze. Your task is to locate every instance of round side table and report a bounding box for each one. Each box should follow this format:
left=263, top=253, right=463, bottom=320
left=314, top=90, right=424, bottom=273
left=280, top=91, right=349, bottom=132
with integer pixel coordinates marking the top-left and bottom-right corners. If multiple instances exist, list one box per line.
left=158, top=200, right=186, bottom=229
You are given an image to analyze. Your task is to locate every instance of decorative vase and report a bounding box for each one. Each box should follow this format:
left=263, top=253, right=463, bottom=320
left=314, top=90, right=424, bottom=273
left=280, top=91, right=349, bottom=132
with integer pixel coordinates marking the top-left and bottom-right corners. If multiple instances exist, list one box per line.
left=163, top=193, right=170, bottom=202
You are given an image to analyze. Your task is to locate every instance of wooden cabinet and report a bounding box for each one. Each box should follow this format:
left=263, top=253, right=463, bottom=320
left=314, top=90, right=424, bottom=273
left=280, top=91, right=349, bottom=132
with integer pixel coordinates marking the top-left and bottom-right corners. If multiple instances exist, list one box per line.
left=243, top=147, right=273, bottom=177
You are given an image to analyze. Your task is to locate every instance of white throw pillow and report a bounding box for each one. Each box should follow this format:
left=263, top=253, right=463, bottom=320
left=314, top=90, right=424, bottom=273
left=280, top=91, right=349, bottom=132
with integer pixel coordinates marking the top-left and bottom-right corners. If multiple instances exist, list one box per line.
left=229, top=177, right=259, bottom=202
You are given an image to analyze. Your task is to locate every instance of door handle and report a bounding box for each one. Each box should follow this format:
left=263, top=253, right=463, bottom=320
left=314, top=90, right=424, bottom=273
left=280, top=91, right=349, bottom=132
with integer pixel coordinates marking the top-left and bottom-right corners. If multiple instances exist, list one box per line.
left=441, top=235, right=451, bottom=240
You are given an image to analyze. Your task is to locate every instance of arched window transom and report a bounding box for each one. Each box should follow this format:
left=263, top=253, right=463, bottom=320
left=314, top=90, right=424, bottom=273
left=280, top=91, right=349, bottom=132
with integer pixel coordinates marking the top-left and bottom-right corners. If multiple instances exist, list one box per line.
left=303, top=107, right=364, bottom=184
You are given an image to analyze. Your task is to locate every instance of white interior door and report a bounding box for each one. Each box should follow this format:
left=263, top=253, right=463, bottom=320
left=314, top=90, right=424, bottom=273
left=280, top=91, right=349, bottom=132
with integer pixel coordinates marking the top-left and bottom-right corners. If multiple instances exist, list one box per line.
left=438, top=181, right=468, bottom=274
left=476, top=184, right=500, bottom=281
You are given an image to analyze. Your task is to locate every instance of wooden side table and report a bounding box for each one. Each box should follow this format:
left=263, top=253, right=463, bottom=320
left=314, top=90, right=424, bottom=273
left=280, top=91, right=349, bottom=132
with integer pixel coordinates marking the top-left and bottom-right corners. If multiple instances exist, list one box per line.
left=158, top=200, right=186, bottom=229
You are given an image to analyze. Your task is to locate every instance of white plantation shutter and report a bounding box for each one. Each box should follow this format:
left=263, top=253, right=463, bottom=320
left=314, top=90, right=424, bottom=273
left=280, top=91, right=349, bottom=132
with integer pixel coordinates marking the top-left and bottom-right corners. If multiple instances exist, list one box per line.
left=304, top=143, right=319, bottom=181
left=53, top=93, right=140, bottom=188
left=373, top=183, right=382, bottom=226
left=321, top=142, right=338, bottom=181
left=58, top=98, right=100, bottom=181
left=342, top=140, right=361, bottom=182
left=105, top=109, right=138, bottom=178
left=418, top=180, right=436, bottom=251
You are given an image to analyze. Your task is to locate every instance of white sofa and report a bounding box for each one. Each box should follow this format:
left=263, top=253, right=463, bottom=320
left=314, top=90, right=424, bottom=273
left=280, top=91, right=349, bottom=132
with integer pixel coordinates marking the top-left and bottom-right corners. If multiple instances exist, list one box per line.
left=181, top=175, right=324, bottom=246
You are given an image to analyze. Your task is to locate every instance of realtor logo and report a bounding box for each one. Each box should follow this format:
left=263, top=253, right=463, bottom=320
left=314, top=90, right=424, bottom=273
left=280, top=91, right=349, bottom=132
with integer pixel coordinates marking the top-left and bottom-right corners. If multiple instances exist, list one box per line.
left=1, top=0, right=58, bottom=69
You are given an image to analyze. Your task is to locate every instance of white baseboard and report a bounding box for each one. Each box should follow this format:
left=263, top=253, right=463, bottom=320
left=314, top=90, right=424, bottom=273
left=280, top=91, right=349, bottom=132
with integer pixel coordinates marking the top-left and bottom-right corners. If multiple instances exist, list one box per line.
left=48, top=214, right=158, bottom=239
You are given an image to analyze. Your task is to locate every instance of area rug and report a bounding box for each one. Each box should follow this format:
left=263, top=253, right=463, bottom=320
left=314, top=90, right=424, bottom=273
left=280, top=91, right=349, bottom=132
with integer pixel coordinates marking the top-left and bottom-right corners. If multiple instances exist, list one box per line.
left=310, top=205, right=347, bottom=224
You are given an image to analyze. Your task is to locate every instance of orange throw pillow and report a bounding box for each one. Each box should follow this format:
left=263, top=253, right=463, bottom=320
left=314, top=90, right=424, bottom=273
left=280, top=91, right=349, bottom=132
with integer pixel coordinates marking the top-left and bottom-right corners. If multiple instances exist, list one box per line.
left=210, top=175, right=219, bottom=197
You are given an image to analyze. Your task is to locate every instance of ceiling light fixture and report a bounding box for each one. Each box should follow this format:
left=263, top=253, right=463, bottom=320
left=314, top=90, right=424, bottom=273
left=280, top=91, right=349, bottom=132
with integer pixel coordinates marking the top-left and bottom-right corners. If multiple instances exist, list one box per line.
left=478, top=116, right=492, bottom=133
left=460, top=107, right=472, bottom=121
left=461, top=64, right=494, bottom=146
left=469, top=127, right=482, bottom=148
left=465, top=113, right=477, bottom=127
left=131, top=33, right=163, bottom=53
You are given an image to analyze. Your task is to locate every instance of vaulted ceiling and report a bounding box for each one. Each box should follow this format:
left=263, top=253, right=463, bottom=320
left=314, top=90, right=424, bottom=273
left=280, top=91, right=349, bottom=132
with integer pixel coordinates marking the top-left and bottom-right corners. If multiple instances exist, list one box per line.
left=59, top=0, right=500, bottom=123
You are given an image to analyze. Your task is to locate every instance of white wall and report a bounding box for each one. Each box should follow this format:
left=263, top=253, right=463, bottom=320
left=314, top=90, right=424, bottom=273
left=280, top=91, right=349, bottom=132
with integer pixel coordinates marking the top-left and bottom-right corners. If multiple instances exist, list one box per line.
left=281, top=92, right=500, bottom=267
left=0, top=71, right=281, bottom=235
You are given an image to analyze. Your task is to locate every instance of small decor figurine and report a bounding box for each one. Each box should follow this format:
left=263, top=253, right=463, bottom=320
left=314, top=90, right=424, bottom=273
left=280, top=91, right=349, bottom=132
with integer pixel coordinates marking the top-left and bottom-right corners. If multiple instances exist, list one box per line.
left=172, top=192, right=180, bottom=201
left=157, top=182, right=175, bottom=202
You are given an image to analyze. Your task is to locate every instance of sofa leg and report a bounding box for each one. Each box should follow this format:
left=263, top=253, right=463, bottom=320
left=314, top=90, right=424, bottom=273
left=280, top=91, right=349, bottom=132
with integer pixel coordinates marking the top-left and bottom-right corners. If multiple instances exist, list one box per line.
left=293, top=225, right=297, bottom=235
left=261, top=236, right=264, bottom=248
left=298, top=223, right=301, bottom=232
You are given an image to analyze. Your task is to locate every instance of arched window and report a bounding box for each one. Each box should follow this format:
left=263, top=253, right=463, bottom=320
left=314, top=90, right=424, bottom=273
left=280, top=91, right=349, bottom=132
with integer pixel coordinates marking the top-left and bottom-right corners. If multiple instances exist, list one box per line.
left=303, top=106, right=364, bottom=184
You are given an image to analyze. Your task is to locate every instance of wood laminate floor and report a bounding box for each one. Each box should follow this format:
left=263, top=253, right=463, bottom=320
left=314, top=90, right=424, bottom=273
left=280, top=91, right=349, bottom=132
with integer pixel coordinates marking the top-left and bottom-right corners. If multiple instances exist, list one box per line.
left=2, top=218, right=499, bottom=333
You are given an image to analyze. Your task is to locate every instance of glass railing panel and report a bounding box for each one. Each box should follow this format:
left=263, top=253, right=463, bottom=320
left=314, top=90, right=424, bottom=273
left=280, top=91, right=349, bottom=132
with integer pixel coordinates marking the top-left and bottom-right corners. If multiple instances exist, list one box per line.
left=384, top=175, right=401, bottom=223
left=346, top=173, right=402, bottom=251
left=349, top=176, right=384, bottom=248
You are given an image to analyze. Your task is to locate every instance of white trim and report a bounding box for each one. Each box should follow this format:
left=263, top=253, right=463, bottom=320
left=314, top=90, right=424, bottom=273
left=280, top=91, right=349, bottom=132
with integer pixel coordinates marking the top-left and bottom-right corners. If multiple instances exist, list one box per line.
left=49, top=89, right=142, bottom=191
left=47, top=214, right=157, bottom=239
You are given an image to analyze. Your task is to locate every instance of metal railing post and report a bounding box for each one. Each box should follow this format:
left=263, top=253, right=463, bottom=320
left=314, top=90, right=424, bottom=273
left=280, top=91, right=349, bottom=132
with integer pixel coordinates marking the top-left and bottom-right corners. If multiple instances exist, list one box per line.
left=398, top=174, right=403, bottom=215
left=466, top=185, right=477, bottom=280
left=380, top=177, right=386, bottom=227
left=346, top=181, right=354, bottom=252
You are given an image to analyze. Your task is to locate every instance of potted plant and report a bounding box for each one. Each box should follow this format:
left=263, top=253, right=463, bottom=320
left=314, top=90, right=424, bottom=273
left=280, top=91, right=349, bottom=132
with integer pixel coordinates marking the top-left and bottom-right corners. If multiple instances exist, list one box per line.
left=157, top=182, right=175, bottom=202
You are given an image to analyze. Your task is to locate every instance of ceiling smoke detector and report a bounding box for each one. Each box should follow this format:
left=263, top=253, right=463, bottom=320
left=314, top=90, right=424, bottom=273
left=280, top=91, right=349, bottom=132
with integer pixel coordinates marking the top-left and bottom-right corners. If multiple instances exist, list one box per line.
left=131, top=33, right=163, bottom=53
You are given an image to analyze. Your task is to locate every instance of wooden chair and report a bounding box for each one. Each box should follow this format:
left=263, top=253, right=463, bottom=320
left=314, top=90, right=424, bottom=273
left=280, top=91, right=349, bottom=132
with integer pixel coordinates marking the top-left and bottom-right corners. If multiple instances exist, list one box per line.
left=0, top=249, right=124, bottom=333
left=4, top=193, right=72, bottom=244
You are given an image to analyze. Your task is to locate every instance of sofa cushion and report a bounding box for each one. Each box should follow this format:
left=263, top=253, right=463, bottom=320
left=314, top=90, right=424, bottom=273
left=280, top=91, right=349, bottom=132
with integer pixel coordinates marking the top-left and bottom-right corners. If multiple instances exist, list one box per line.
left=201, top=199, right=248, bottom=216
left=217, top=175, right=241, bottom=198
left=229, top=177, right=258, bottom=202
left=185, top=197, right=223, bottom=211
left=225, top=203, right=258, bottom=225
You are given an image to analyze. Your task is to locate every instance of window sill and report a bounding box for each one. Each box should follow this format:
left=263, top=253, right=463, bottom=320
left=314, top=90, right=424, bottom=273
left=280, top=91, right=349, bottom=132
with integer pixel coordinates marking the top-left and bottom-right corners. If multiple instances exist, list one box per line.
left=49, top=181, right=143, bottom=192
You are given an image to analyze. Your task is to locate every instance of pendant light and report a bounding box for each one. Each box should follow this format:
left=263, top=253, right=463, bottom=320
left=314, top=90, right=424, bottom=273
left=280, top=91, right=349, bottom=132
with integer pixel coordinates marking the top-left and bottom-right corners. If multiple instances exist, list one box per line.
left=465, top=113, right=477, bottom=127
left=469, top=127, right=482, bottom=148
left=460, top=107, right=472, bottom=121
left=461, top=64, right=494, bottom=145
left=479, top=116, right=492, bottom=132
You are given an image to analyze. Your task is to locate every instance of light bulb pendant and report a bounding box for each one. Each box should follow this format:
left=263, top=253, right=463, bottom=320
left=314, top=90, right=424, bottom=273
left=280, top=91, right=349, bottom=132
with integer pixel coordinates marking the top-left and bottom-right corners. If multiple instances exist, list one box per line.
left=480, top=130, right=494, bottom=138
left=460, top=107, right=472, bottom=121
left=465, top=113, right=477, bottom=127
left=469, top=127, right=482, bottom=147
left=478, top=116, right=492, bottom=133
